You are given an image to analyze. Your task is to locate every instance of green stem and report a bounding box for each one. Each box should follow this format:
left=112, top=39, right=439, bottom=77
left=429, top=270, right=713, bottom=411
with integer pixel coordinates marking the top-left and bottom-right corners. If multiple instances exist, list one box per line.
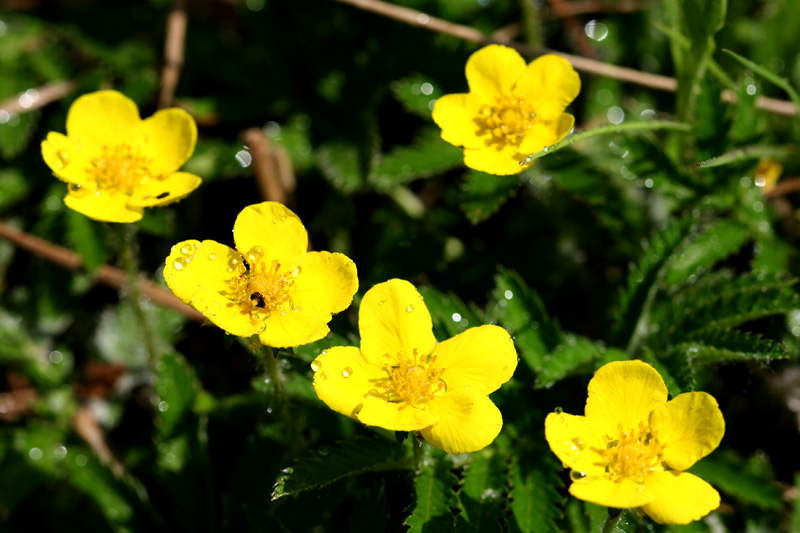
left=519, top=0, right=542, bottom=49
left=521, top=121, right=692, bottom=163
left=119, top=224, right=159, bottom=366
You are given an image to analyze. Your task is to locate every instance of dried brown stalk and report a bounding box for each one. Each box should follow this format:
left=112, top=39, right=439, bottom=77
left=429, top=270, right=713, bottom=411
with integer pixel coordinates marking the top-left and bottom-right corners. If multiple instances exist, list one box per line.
left=335, top=0, right=797, bottom=117
left=0, top=221, right=205, bottom=323
left=158, top=0, right=189, bottom=109
left=0, top=80, right=76, bottom=115
left=242, top=128, right=294, bottom=206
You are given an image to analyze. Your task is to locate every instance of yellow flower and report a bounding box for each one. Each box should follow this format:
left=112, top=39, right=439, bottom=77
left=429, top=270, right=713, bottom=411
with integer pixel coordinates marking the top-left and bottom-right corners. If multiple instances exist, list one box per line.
left=545, top=360, right=725, bottom=525
left=164, top=202, right=358, bottom=348
left=432, top=45, right=580, bottom=175
left=41, top=90, right=201, bottom=223
left=312, top=279, right=517, bottom=454
left=754, top=157, right=782, bottom=194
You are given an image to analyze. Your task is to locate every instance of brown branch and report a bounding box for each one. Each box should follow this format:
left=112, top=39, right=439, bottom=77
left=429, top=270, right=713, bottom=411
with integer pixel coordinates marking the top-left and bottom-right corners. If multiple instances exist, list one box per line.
left=242, top=128, right=292, bottom=206
left=335, top=0, right=797, bottom=117
left=0, top=80, right=77, bottom=115
left=158, top=0, right=189, bottom=109
left=73, top=405, right=124, bottom=476
left=547, top=0, right=597, bottom=59
left=0, top=221, right=205, bottom=323
left=765, top=177, right=800, bottom=199
left=555, top=0, right=651, bottom=18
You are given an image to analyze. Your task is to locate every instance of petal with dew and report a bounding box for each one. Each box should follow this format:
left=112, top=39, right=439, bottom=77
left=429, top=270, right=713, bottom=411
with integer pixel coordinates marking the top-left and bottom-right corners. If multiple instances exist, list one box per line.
left=293, top=251, right=358, bottom=317
left=258, top=306, right=331, bottom=348
left=128, top=172, right=202, bottom=208
left=432, top=325, right=517, bottom=395
left=41, top=132, right=95, bottom=185
left=585, top=360, right=668, bottom=434
left=544, top=412, right=606, bottom=476
left=357, top=397, right=440, bottom=432
left=465, top=45, right=527, bottom=100
left=312, top=347, right=387, bottom=419
left=431, top=93, right=486, bottom=150
left=233, top=202, right=308, bottom=269
left=641, top=471, right=720, bottom=525
left=419, top=389, right=503, bottom=454
left=164, top=239, right=240, bottom=304
left=194, top=291, right=260, bottom=337
left=518, top=113, right=574, bottom=155
left=66, top=91, right=141, bottom=150
left=650, top=391, right=725, bottom=471
left=64, top=190, right=143, bottom=223
left=569, top=476, right=653, bottom=509
left=358, top=279, right=437, bottom=366
left=514, top=54, right=581, bottom=121
left=138, top=108, right=198, bottom=176
left=462, top=143, right=528, bottom=175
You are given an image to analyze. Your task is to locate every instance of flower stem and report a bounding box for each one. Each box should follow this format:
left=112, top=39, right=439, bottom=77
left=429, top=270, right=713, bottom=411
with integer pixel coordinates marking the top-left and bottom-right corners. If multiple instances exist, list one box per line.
left=119, top=224, right=160, bottom=366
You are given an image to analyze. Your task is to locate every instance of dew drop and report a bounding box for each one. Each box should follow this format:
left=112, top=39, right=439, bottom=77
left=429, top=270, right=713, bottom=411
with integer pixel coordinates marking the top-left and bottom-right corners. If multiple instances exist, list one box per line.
left=56, top=150, right=71, bottom=168
left=569, top=470, right=587, bottom=482
left=311, top=359, right=322, bottom=372
left=208, top=253, right=216, bottom=260
left=167, top=274, right=174, bottom=279
left=406, top=305, right=414, bottom=312
left=172, top=258, right=186, bottom=271
left=554, top=406, right=563, bottom=414
left=342, top=367, right=353, bottom=378
left=180, top=246, right=190, bottom=255
left=571, top=437, right=585, bottom=451
left=320, top=371, right=330, bottom=380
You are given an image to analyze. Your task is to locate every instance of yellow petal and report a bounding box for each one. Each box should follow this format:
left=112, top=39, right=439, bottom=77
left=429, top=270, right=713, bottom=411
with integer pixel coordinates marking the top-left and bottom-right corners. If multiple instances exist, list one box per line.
left=257, top=307, right=331, bottom=348
left=164, top=239, right=239, bottom=304
left=312, top=346, right=387, bottom=418
left=514, top=54, right=581, bottom=121
left=294, top=251, right=358, bottom=316
left=641, top=471, right=720, bottom=525
left=64, top=190, right=143, bottom=223
left=198, top=292, right=261, bottom=337
left=462, top=143, right=528, bottom=175
left=41, top=132, right=95, bottom=185
left=432, top=93, right=486, bottom=149
left=66, top=91, right=141, bottom=149
left=356, top=396, right=440, bottom=431
left=585, top=360, right=668, bottom=434
left=649, top=392, right=725, bottom=471
left=465, top=44, right=527, bottom=100
left=138, top=107, right=198, bottom=176
left=127, top=172, right=203, bottom=207
left=518, top=113, right=574, bottom=155
left=569, top=477, right=654, bottom=508
left=419, top=389, right=502, bottom=454
left=544, top=412, right=606, bottom=476
left=232, top=202, right=308, bottom=268
left=431, top=325, right=517, bottom=395
left=358, top=279, right=437, bottom=366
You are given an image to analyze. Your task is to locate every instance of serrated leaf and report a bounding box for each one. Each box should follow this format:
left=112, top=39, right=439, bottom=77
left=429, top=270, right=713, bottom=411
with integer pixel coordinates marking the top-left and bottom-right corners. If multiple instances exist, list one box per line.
left=457, top=447, right=506, bottom=532
left=460, top=171, right=519, bottom=224
left=271, top=437, right=411, bottom=500
left=672, top=328, right=788, bottom=366
left=723, top=48, right=800, bottom=120
left=663, top=219, right=750, bottom=286
left=65, top=208, right=108, bottom=272
left=391, top=75, right=442, bottom=118
left=534, top=337, right=602, bottom=389
left=614, top=217, right=694, bottom=347
left=155, top=351, right=200, bottom=437
left=405, top=447, right=459, bottom=532
left=689, top=449, right=782, bottom=509
left=696, top=144, right=793, bottom=168
left=371, top=127, right=463, bottom=191
left=508, top=451, right=562, bottom=533
left=604, top=508, right=639, bottom=533
left=418, top=285, right=486, bottom=340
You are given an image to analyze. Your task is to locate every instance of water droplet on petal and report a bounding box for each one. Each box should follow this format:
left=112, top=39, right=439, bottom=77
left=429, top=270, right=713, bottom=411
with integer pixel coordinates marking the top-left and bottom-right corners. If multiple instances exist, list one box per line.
left=311, top=359, right=322, bottom=372
left=208, top=253, right=216, bottom=260
left=320, top=371, right=330, bottom=380
left=342, top=367, right=353, bottom=378
left=172, top=258, right=187, bottom=271
left=554, top=406, right=563, bottom=414
left=406, top=305, right=414, bottom=312
left=570, top=470, right=587, bottom=482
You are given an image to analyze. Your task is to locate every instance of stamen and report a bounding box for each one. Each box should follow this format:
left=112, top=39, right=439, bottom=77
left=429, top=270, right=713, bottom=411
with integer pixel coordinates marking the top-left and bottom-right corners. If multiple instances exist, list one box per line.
left=375, top=349, right=446, bottom=407
left=599, top=421, right=665, bottom=484
left=474, top=93, right=537, bottom=147
left=230, top=257, right=297, bottom=320
left=87, top=144, right=153, bottom=194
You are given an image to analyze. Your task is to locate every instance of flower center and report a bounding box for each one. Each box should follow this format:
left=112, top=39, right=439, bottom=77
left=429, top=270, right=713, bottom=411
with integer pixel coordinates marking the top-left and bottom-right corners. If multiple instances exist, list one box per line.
left=599, top=422, right=665, bottom=484
left=87, top=144, right=152, bottom=195
left=368, top=349, right=446, bottom=407
left=475, top=93, right=537, bottom=146
left=229, top=248, right=299, bottom=318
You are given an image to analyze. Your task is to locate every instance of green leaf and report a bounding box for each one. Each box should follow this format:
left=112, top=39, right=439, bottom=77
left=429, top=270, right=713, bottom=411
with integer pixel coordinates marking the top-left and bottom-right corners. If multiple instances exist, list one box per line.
left=65, top=208, right=108, bottom=272
left=0, top=110, right=39, bottom=159
left=155, top=351, right=200, bottom=438
left=603, top=508, right=639, bottom=533
left=672, top=329, right=788, bottom=367
left=535, top=337, right=614, bottom=389
left=488, top=268, right=565, bottom=374
left=520, top=121, right=692, bottom=163
left=460, top=171, right=519, bottom=224
left=508, top=451, right=562, bottom=533
left=689, top=449, right=782, bottom=509
left=457, top=447, right=507, bottom=532
left=0, top=168, right=31, bottom=212
left=663, top=219, right=750, bottom=286
left=419, top=285, right=486, bottom=340
left=404, top=447, right=459, bottom=532
left=697, top=144, right=793, bottom=168
left=271, top=436, right=411, bottom=500
left=371, top=127, right=463, bottom=190
left=790, top=472, right=800, bottom=532
left=391, top=75, right=442, bottom=119
left=723, top=48, right=800, bottom=117
left=613, top=217, right=694, bottom=348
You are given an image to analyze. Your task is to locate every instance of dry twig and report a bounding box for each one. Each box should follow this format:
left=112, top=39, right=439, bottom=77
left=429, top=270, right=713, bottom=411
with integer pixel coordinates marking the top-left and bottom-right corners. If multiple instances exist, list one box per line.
left=242, top=128, right=296, bottom=206
left=158, top=0, right=189, bottom=109
left=0, top=221, right=204, bottom=323
left=0, top=80, right=76, bottom=115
